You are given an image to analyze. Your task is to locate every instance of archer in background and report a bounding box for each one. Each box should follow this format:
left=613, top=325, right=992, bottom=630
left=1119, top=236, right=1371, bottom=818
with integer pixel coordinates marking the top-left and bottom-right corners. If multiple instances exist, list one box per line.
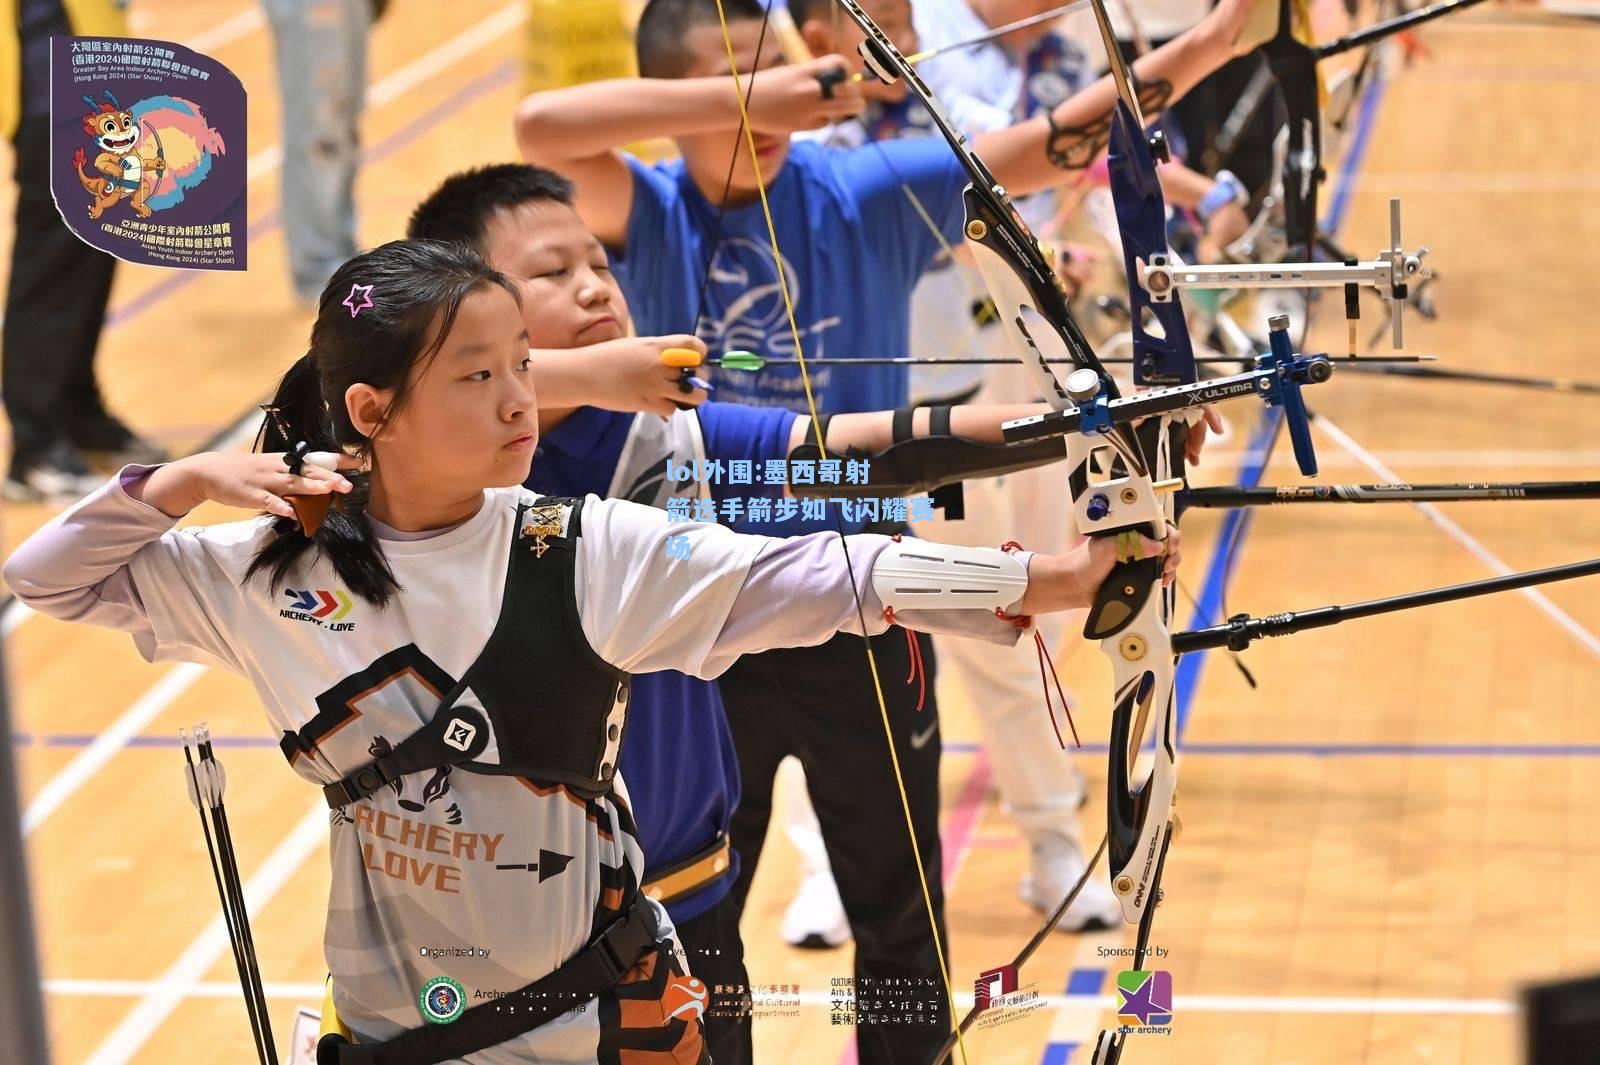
left=514, top=0, right=1261, bottom=1059
left=2, top=0, right=166, bottom=503
left=3, top=236, right=1172, bottom=1065
left=409, top=160, right=1097, bottom=1065
left=781, top=0, right=1247, bottom=947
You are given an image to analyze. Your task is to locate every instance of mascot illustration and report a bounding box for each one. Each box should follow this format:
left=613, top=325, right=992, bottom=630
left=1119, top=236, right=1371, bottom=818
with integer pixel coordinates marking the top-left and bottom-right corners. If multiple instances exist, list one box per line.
left=73, top=89, right=164, bottom=218
left=71, top=89, right=227, bottom=220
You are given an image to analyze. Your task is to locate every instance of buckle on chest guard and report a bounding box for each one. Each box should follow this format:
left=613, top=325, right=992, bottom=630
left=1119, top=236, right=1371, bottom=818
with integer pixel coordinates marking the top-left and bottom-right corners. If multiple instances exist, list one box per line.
left=595, top=928, right=630, bottom=984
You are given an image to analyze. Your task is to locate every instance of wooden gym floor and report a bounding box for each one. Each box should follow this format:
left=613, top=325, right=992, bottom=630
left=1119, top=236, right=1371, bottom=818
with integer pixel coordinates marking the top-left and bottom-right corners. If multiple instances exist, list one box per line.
left=3, top=1, right=1598, bottom=1062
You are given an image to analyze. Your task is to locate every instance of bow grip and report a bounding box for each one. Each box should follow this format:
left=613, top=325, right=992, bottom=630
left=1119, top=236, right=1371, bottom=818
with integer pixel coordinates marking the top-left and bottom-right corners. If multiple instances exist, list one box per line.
left=1082, top=553, right=1164, bottom=642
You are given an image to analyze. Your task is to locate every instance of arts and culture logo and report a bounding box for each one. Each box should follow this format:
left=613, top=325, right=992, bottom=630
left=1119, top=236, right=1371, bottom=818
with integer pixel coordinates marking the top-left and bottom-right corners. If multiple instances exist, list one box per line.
left=419, top=976, right=467, bottom=1024
left=1115, top=969, right=1173, bottom=1029
left=974, top=965, right=1017, bottom=1013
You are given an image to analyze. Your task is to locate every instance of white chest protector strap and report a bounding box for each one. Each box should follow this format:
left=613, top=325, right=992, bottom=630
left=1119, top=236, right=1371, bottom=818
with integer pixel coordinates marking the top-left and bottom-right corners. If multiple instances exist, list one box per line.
left=870, top=540, right=1029, bottom=612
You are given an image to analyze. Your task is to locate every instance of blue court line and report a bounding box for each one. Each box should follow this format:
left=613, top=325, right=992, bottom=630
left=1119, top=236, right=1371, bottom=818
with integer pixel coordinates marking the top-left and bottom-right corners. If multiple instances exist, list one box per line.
left=1040, top=1043, right=1080, bottom=1065
left=1174, top=409, right=1281, bottom=741
left=1175, top=59, right=1394, bottom=741
left=1066, top=968, right=1107, bottom=996
left=1321, top=63, right=1394, bottom=241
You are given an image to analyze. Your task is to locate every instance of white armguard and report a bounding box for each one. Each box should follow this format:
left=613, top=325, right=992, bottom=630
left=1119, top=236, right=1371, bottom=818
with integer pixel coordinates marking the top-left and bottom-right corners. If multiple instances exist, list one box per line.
left=870, top=540, right=1029, bottom=612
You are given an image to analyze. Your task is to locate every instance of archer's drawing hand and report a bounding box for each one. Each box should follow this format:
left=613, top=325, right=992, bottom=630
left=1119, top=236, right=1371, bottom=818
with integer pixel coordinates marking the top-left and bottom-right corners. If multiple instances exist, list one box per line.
left=133, top=452, right=358, bottom=520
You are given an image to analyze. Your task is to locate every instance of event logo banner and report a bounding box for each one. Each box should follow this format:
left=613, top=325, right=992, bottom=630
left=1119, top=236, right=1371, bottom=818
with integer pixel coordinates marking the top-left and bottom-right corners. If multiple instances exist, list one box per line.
left=50, top=35, right=246, bottom=270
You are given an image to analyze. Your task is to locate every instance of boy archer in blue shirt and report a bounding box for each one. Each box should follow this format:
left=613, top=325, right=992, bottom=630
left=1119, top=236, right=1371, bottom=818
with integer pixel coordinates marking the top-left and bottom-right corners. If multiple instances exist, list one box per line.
left=407, top=161, right=1083, bottom=1065
left=512, top=3, right=1259, bottom=1060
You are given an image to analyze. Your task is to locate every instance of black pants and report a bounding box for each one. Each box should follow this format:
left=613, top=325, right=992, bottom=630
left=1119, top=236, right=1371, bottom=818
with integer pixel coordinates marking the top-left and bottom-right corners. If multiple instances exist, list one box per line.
left=674, top=886, right=753, bottom=1065
left=3, top=116, right=118, bottom=463
left=1116, top=38, right=1280, bottom=194
left=721, top=628, right=948, bottom=1065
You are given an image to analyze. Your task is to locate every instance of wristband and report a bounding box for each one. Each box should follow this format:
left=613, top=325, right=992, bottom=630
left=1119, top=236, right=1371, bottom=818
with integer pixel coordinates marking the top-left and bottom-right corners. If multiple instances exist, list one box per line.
left=1196, top=170, right=1248, bottom=224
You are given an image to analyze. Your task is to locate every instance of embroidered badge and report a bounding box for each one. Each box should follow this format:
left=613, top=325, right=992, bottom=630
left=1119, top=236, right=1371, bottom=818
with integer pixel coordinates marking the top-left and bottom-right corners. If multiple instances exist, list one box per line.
left=521, top=503, right=567, bottom=558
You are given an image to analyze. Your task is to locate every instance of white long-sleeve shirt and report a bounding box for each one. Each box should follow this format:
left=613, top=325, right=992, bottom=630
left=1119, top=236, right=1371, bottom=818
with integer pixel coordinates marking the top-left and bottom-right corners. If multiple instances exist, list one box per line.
left=5, top=467, right=1024, bottom=1062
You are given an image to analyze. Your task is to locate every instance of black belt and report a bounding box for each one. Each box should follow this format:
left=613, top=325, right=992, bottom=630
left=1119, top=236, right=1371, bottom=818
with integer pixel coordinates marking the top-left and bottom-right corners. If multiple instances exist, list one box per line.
left=318, top=894, right=660, bottom=1065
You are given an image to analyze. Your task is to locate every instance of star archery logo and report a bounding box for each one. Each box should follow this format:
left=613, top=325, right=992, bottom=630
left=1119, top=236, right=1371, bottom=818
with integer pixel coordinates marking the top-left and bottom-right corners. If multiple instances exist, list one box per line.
left=1115, top=969, right=1173, bottom=1029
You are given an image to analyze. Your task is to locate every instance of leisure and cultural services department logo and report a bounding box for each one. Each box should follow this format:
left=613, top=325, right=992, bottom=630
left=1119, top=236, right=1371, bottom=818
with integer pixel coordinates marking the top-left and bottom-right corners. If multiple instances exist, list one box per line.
left=419, top=975, right=467, bottom=1024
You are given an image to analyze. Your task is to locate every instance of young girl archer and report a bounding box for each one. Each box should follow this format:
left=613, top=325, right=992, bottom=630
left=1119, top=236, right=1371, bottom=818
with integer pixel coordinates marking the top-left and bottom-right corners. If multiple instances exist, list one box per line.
left=3, top=238, right=1174, bottom=1064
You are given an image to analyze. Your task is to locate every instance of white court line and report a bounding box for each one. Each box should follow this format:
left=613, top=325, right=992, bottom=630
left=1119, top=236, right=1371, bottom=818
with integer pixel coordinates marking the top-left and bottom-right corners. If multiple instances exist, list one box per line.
left=2, top=601, right=34, bottom=638
left=47, top=978, right=326, bottom=1000
left=243, top=2, right=526, bottom=184
left=82, top=804, right=328, bottom=1065
left=1315, top=415, right=1600, bottom=660
left=1347, top=171, right=1600, bottom=194
left=185, top=7, right=268, bottom=54
left=20, top=663, right=206, bottom=836
left=45, top=979, right=1518, bottom=1017
left=126, top=5, right=266, bottom=54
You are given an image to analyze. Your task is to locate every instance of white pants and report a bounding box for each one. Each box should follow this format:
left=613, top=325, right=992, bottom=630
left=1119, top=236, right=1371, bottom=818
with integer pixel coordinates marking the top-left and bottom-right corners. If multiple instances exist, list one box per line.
left=917, top=359, right=1093, bottom=847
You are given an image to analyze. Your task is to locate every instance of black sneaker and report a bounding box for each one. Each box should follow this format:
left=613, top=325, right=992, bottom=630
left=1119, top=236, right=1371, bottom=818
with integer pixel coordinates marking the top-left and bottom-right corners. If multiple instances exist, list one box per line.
left=68, top=411, right=169, bottom=468
left=4, top=439, right=105, bottom=502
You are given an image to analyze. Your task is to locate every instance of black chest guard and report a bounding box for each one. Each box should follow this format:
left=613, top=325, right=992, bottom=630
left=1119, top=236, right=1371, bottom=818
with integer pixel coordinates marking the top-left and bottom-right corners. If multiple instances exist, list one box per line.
left=321, top=499, right=630, bottom=810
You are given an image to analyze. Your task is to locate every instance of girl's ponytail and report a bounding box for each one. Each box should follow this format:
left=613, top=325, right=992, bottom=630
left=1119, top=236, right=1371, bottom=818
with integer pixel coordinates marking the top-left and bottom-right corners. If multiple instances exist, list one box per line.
left=245, top=353, right=397, bottom=606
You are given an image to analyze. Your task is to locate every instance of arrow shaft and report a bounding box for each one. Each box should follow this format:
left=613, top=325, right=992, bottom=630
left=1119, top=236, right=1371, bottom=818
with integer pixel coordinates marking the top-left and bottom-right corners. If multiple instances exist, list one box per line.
left=1184, top=480, right=1600, bottom=506
left=1173, top=556, right=1600, bottom=654
left=1316, top=0, right=1492, bottom=58
left=708, top=354, right=1427, bottom=368
left=1337, top=361, right=1600, bottom=396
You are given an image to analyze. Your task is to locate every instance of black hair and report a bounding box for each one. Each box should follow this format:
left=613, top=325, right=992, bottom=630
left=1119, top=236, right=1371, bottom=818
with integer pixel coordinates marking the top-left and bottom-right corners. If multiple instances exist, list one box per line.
left=636, top=0, right=769, bottom=78
left=406, top=163, right=576, bottom=254
left=247, top=239, right=523, bottom=607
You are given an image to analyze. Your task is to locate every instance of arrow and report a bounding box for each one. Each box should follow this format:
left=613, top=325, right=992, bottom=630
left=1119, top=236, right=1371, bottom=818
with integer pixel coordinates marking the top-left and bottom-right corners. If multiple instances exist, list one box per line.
left=1335, top=361, right=1600, bottom=397
left=495, top=849, right=575, bottom=883
left=1185, top=480, right=1600, bottom=507
left=671, top=349, right=1431, bottom=371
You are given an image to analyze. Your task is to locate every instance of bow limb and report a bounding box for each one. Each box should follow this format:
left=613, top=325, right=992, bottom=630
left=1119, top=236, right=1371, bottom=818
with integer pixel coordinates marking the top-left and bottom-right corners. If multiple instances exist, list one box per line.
left=704, top=4, right=972, bottom=1060
left=828, top=10, right=1185, bottom=1065
left=142, top=119, right=167, bottom=194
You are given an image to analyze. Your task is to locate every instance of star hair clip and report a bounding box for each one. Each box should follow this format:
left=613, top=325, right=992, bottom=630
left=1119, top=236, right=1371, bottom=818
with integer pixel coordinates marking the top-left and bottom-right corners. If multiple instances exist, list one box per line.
left=342, top=282, right=374, bottom=318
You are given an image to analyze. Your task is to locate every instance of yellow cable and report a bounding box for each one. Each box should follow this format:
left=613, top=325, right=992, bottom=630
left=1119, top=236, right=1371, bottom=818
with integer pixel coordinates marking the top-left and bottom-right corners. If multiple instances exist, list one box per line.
left=709, top=4, right=970, bottom=1061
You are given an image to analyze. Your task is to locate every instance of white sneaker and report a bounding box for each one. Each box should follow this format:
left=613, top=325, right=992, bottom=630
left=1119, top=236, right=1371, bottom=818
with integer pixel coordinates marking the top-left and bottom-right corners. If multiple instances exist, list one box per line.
left=781, top=869, right=852, bottom=950
left=4, top=442, right=103, bottom=503
left=1018, top=834, right=1124, bottom=933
